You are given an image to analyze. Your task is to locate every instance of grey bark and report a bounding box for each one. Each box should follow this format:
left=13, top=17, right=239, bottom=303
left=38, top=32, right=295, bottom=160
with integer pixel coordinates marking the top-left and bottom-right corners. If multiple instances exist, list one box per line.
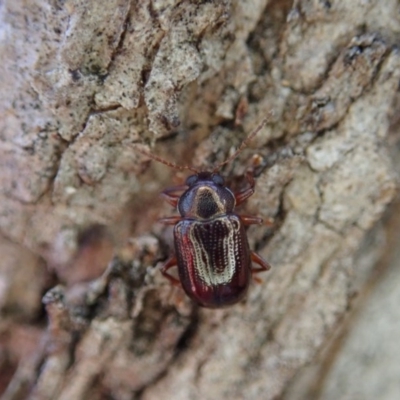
left=0, top=1, right=399, bottom=399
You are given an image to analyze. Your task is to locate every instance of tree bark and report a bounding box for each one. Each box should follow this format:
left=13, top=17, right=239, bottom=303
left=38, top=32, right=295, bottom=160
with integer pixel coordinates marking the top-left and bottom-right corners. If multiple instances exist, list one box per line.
left=0, top=1, right=399, bottom=399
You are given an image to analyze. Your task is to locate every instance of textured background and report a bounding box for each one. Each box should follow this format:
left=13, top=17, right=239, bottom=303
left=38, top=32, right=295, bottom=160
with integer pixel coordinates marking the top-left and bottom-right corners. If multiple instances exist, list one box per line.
left=0, top=1, right=399, bottom=399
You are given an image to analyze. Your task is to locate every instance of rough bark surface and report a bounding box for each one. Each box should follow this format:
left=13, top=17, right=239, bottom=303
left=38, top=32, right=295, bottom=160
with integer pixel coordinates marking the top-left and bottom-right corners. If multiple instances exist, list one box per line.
left=0, top=1, right=399, bottom=399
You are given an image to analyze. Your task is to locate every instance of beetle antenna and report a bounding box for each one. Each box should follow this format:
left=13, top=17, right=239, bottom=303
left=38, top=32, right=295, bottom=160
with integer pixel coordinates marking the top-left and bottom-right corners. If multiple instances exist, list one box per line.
left=136, top=113, right=271, bottom=175
left=135, top=146, right=200, bottom=173
left=212, top=115, right=271, bottom=173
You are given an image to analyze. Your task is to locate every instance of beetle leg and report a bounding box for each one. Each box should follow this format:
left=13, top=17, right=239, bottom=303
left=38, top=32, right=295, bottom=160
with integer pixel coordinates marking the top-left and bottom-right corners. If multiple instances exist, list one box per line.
left=240, top=215, right=263, bottom=225
left=161, top=185, right=187, bottom=207
left=158, top=216, right=182, bottom=225
left=241, top=215, right=275, bottom=227
left=161, top=195, right=179, bottom=208
left=235, top=172, right=255, bottom=205
left=250, top=251, right=271, bottom=272
left=161, top=256, right=180, bottom=286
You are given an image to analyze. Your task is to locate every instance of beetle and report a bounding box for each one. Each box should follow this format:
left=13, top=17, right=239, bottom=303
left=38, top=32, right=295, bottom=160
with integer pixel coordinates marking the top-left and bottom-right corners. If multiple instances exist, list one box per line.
left=138, top=118, right=272, bottom=308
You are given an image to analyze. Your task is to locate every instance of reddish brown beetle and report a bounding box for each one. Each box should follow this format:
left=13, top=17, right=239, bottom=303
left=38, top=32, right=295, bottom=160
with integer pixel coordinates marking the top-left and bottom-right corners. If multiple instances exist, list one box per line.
left=139, top=119, right=271, bottom=308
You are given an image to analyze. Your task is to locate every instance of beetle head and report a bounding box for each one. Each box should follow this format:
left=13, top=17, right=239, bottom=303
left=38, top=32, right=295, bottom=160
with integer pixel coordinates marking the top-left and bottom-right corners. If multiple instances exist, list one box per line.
left=178, top=172, right=235, bottom=220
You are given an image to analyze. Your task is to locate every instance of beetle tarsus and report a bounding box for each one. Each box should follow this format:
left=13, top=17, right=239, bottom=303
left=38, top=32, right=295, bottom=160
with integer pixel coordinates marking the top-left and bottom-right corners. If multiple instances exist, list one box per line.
left=235, top=171, right=256, bottom=205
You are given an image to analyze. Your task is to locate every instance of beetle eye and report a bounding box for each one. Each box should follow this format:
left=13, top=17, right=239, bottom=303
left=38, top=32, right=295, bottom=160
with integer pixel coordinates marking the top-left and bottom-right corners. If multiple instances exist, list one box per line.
left=186, top=175, right=199, bottom=186
left=212, top=174, right=225, bottom=186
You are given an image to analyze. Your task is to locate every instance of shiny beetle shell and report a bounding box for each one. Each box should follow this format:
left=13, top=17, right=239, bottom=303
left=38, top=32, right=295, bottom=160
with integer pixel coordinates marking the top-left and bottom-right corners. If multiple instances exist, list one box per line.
left=160, top=171, right=271, bottom=308
left=174, top=214, right=251, bottom=307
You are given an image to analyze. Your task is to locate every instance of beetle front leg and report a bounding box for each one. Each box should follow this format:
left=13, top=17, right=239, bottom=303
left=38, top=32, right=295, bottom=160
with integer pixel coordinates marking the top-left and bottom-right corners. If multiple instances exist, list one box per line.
left=250, top=251, right=271, bottom=272
left=235, top=171, right=255, bottom=205
left=158, top=216, right=183, bottom=225
left=161, top=185, right=188, bottom=207
left=161, top=256, right=181, bottom=286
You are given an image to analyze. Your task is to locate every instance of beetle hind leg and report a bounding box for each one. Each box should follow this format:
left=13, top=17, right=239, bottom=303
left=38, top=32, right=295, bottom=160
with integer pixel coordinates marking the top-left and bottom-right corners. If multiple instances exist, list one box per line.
left=250, top=251, right=271, bottom=284
left=250, top=251, right=271, bottom=273
left=161, top=256, right=181, bottom=287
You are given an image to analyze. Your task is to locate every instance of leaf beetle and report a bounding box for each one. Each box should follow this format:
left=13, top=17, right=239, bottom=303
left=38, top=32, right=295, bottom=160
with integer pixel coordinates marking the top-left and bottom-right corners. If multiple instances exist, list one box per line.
left=138, top=118, right=272, bottom=308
